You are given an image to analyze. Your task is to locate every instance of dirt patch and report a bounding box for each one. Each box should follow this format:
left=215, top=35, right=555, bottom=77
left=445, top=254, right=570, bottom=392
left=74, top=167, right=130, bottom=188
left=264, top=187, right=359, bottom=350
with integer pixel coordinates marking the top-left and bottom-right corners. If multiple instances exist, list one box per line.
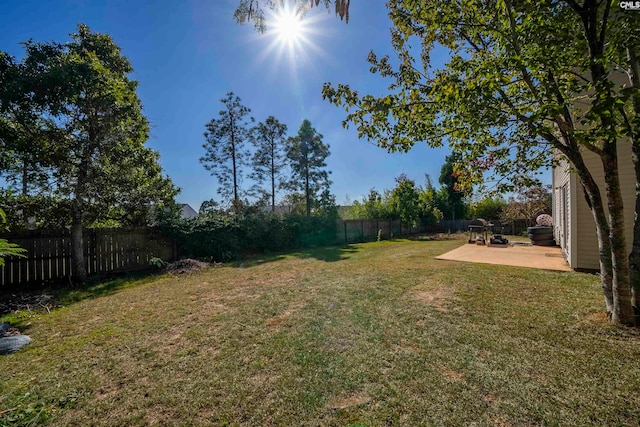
left=327, top=392, right=371, bottom=410
left=529, top=371, right=548, bottom=385
left=396, top=344, right=424, bottom=354
left=438, top=366, right=464, bottom=382
left=490, top=416, right=516, bottom=427
left=265, top=313, right=291, bottom=329
left=484, top=393, right=498, bottom=403
left=265, top=301, right=306, bottom=331
left=572, top=311, right=610, bottom=328
left=412, top=287, right=457, bottom=312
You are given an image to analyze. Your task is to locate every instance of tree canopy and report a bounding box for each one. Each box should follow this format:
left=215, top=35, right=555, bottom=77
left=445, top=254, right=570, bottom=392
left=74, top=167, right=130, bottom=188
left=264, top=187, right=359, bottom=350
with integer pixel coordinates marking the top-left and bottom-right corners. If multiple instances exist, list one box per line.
left=0, top=24, right=178, bottom=282
left=323, top=1, right=640, bottom=325
left=250, top=116, right=288, bottom=212
left=201, top=92, right=254, bottom=213
left=286, top=119, right=332, bottom=217
left=438, top=152, right=468, bottom=221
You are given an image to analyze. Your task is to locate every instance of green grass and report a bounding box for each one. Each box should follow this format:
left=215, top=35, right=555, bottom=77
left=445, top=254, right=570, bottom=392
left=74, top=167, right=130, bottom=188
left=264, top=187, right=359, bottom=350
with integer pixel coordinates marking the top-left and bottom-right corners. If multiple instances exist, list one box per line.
left=1, top=237, right=640, bottom=426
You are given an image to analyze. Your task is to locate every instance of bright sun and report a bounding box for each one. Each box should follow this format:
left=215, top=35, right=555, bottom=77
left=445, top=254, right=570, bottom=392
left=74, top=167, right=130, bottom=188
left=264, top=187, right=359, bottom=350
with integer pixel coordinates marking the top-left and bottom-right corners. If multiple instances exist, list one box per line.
left=256, top=4, right=327, bottom=77
left=272, top=8, right=304, bottom=44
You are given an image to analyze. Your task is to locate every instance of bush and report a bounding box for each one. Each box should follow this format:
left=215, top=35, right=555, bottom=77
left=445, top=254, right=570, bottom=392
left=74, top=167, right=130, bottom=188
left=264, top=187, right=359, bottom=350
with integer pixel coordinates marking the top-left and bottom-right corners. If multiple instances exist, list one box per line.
left=159, top=212, right=338, bottom=261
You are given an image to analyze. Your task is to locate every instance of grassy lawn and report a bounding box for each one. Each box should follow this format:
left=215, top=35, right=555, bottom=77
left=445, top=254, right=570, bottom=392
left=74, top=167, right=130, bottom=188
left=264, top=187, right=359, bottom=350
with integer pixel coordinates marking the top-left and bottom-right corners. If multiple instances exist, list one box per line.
left=2, top=237, right=640, bottom=426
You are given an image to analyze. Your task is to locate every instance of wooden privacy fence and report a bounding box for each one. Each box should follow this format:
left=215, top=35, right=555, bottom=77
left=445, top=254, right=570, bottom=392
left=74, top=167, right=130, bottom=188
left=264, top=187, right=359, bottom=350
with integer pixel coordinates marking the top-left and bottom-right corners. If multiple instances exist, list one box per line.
left=437, top=219, right=529, bottom=235
left=338, top=219, right=433, bottom=243
left=338, top=218, right=531, bottom=243
left=0, top=227, right=177, bottom=287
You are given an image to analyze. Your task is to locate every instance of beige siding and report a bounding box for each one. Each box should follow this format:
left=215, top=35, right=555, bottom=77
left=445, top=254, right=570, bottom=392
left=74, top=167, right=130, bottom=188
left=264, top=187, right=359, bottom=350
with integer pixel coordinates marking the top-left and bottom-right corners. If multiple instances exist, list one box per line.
left=574, top=139, right=635, bottom=270
left=551, top=69, right=634, bottom=270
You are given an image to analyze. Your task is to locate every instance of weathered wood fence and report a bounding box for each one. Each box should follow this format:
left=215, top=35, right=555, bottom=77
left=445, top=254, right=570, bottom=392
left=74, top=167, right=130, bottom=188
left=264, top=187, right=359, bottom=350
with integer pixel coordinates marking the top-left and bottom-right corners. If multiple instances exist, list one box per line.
left=338, top=219, right=435, bottom=243
left=338, top=219, right=530, bottom=243
left=0, top=227, right=177, bottom=287
left=438, top=219, right=529, bottom=235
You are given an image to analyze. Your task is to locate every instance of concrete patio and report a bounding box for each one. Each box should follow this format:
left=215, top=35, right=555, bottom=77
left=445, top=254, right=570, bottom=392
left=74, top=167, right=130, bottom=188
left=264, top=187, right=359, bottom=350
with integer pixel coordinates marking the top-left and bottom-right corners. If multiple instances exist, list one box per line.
left=436, top=242, right=572, bottom=271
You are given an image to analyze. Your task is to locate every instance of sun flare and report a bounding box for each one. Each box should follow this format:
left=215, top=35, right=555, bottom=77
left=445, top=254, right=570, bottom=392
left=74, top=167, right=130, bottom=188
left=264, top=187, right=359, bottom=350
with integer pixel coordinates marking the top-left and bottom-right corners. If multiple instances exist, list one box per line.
left=272, top=8, right=304, bottom=44
left=255, top=4, right=329, bottom=78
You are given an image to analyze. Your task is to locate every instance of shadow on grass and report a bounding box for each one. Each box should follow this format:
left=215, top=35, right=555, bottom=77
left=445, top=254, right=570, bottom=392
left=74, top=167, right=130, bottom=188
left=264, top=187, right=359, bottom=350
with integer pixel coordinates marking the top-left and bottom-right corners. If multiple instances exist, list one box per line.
left=57, top=271, right=160, bottom=306
left=233, top=237, right=457, bottom=268
left=231, top=244, right=363, bottom=268
left=289, top=244, right=361, bottom=262
left=0, top=270, right=161, bottom=329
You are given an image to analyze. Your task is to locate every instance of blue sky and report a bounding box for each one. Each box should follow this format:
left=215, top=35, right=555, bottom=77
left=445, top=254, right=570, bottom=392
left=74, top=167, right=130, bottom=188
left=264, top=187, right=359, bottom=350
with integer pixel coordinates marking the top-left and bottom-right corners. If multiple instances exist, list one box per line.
left=1, top=0, right=457, bottom=210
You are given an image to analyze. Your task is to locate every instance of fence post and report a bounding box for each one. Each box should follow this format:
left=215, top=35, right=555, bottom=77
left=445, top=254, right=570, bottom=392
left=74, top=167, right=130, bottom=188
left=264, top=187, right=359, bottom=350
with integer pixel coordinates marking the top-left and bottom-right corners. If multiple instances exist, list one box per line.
left=344, top=222, right=348, bottom=243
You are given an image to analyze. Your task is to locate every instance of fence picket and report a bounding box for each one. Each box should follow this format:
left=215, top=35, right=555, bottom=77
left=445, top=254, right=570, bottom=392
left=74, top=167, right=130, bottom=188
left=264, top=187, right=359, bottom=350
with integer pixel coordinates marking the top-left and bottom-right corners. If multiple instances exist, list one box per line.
left=0, top=227, right=176, bottom=287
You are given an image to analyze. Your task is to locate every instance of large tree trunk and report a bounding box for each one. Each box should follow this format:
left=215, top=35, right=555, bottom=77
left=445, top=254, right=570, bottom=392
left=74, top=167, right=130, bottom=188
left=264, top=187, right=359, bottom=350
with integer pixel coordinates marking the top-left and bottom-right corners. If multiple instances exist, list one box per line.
left=601, top=150, right=635, bottom=325
left=71, top=154, right=89, bottom=285
left=630, top=144, right=640, bottom=321
left=626, top=45, right=640, bottom=321
left=70, top=204, right=86, bottom=285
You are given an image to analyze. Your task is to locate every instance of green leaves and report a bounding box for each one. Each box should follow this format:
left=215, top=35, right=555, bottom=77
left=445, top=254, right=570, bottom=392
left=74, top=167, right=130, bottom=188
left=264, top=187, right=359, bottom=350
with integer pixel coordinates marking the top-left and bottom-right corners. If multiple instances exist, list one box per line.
left=0, top=24, right=178, bottom=228
left=323, top=0, right=639, bottom=195
left=389, top=174, right=421, bottom=225
left=0, top=208, right=26, bottom=267
left=200, top=92, right=254, bottom=209
left=286, top=119, right=333, bottom=217
left=250, top=116, right=288, bottom=211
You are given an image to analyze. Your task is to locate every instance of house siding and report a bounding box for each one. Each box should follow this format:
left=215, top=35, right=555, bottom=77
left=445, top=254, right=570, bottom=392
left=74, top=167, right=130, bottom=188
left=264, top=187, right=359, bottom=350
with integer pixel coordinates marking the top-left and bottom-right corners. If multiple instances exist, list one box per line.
left=573, top=139, right=635, bottom=270
left=551, top=69, right=634, bottom=270
left=552, top=153, right=572, bottom=265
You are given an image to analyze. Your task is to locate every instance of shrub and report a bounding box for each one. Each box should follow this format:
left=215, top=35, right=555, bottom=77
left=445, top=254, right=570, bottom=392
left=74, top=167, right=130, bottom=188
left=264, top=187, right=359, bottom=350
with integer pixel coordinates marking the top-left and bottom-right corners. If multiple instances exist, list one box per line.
left=159, top=212, right=338, bottom=261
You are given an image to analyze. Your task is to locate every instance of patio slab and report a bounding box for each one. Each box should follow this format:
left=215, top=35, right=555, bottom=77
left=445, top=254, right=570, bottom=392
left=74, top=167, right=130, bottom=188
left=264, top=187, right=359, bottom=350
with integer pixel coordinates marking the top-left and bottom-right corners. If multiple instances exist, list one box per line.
left=436, top=242, right=571, bottom=271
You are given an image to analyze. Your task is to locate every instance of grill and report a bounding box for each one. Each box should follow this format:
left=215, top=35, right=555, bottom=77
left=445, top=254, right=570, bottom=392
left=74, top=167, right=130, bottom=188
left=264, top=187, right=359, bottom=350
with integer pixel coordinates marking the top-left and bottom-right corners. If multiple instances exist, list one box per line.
left=468, top=219, right=491, bottom=244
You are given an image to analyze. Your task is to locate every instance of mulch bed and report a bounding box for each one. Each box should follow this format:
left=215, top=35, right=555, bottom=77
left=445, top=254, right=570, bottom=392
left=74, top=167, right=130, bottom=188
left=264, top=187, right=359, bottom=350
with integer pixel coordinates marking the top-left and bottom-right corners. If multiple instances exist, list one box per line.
left=165, top=259, right=219, bottom=274
left=0, top=292, right=54, bottom=316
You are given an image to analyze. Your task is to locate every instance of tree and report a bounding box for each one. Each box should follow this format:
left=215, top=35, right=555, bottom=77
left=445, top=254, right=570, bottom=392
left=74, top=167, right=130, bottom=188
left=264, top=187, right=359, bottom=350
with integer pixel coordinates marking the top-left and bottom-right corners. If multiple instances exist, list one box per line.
left=0, top=52, right=55, bottom=199
left=389, top=174, right=420, bottom=225
left=201, top=92, right=254, bottom=214
left=438, top=153, right=468, bottom=221
left=199, top=199, right=225, bottom=217
left=323, top=2, right=640, bottom=325
left=470, top=196, right=507, bottom=221
left=0, top=25, right=178, bottom=283
left=286, top=119, right=332, bottom=217
left=500, top=185, right=552, bottom=227
left=234, top=0, right=350, bottom=32
left=418, top=175, right=444, bottom=225
left=280, top=192, right=307, bottom=215
left=251, top=116, right=288, bottom=212
left=359, top=188, right=392, bottom=220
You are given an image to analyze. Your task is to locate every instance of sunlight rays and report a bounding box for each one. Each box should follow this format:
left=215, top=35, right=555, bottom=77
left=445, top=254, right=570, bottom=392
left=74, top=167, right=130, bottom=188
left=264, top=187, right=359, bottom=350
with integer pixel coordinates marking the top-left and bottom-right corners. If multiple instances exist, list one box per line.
left=254, top=4, right=330, bottom=80
left=272, top=7, right=304, bottom=45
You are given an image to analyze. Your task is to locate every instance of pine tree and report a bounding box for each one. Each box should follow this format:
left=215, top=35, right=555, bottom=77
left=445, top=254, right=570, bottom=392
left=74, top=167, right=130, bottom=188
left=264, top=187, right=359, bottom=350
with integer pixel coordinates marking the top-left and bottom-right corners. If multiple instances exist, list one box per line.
left=250, top=116, right=288, bottom=212
left=201, top=92, right=254, bottom=213
left=286, top=119, right=331, bottom=217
